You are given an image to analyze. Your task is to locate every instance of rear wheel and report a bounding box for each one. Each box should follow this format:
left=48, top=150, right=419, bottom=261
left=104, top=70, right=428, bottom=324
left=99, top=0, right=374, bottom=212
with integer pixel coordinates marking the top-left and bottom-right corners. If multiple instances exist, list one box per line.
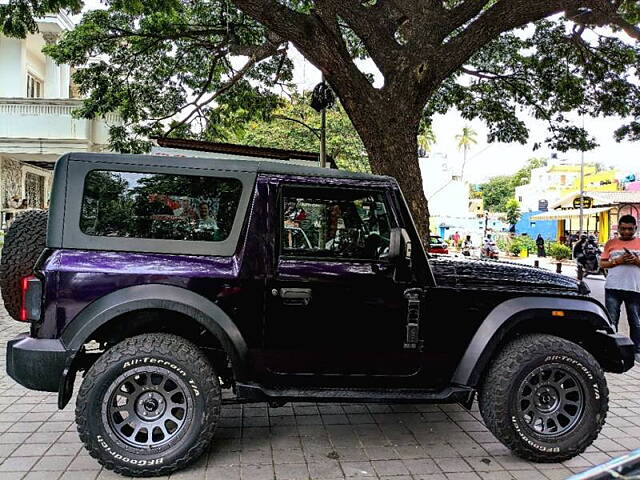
left=0, top=210, right=48, bottom=320
left=479, top=334, right=608, bottom=462
left=76, top=333, right=221, bottom=477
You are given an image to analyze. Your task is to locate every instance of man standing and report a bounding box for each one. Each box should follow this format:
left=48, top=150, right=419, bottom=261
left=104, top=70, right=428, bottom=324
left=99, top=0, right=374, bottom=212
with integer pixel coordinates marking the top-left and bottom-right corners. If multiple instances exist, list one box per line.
left=600, top=215, right=640, bottom=361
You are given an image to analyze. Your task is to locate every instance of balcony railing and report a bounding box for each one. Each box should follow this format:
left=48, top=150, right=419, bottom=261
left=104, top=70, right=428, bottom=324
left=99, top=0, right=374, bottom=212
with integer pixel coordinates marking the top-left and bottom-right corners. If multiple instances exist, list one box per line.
left=0, top=98, right=118, bottom=153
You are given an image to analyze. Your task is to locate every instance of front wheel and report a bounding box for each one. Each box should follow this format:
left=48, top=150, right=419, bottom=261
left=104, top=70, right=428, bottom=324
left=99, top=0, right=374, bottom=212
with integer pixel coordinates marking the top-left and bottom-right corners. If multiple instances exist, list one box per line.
left=76, top=333, right=221, bottom=477
left=479, top=334, right=608, bottom=462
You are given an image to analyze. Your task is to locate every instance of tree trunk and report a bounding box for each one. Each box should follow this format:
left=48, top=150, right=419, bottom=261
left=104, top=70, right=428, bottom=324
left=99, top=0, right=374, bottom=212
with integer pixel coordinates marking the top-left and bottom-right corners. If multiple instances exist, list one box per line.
left=360, top=125, right=431, bottom=244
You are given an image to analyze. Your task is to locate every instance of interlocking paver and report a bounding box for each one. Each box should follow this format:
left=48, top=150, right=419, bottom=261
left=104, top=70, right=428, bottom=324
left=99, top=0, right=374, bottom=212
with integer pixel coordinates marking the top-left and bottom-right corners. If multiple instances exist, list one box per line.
left=2, top=279, right=640, bottom=479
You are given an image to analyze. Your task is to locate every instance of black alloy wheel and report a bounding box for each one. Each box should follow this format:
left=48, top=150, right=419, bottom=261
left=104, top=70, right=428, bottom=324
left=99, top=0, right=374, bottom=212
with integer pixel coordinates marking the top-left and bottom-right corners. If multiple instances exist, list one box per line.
left=517, top=363, right=585, bottom=437
left=104, top=367, right=193, bottom=449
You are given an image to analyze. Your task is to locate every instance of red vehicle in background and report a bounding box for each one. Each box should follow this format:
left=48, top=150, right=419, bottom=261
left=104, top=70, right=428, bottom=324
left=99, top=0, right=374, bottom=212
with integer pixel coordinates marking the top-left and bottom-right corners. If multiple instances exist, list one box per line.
left=428, top=235, right=449, bottom=254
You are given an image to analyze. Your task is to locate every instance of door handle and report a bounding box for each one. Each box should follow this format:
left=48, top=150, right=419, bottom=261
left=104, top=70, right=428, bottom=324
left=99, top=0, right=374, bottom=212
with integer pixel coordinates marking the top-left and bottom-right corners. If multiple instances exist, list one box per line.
left=280, top=288, right=312, bottom=306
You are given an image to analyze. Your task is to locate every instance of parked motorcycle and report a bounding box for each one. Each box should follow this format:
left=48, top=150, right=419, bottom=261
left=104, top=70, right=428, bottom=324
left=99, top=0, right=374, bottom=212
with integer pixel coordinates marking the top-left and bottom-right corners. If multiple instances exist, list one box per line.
left=577, top=239, right=607, bottom=278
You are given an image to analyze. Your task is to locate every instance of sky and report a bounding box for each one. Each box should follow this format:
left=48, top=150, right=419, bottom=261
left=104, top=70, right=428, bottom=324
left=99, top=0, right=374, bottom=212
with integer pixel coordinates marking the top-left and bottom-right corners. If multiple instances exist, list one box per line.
left=74, top=2, right=639, bottom=184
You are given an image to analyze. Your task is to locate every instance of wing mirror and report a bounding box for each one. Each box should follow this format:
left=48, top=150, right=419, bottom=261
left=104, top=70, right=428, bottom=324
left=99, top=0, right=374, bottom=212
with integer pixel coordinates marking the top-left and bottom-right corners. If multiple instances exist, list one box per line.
left=388, top=228, right=412, bottom=263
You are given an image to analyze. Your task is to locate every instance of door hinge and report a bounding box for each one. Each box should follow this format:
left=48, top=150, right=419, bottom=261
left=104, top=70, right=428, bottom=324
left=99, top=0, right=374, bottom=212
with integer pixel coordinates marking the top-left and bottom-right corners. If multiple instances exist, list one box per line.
left=403, top=288, right=423, bottom=350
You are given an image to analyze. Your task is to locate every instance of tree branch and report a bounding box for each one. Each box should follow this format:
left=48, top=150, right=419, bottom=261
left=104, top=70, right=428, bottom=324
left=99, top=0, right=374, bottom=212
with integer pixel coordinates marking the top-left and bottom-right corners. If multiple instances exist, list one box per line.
left=440, top=1, right=572, bottom=80
left=161, top=42, right=282, bottom=137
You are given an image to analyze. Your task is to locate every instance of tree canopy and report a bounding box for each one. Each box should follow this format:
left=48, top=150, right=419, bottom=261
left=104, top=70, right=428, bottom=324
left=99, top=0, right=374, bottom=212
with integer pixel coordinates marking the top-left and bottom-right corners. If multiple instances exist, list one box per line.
left=3, top=0, right=640, bottom=240
left=227, top=93, right=370, bottom=172
left=478, top=157, right=547, bottom=212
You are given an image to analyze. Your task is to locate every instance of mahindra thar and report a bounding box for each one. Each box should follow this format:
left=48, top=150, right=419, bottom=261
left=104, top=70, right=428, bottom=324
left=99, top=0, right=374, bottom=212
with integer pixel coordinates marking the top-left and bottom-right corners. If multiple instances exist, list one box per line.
left=2, top=152, right=635, bottom=476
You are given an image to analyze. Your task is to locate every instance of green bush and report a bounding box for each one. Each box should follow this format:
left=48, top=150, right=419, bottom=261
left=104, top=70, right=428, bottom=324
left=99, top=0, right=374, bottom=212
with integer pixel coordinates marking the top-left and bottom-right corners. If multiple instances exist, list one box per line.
left=507, top=236, right=535, bottom=256
left=547, top=242, right=572, bottom=261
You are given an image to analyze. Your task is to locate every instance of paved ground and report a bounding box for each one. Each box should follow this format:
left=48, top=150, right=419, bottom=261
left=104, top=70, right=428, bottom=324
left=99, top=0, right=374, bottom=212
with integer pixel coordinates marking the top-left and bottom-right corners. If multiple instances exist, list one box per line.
left=0, top=271, right=639, bottom=479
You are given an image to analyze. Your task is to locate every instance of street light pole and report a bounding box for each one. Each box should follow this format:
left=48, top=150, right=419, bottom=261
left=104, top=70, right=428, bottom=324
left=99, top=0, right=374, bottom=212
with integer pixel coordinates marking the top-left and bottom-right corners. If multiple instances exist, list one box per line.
left=319, top=75, right=327, bottom=168
left=579, top=116, right=585, bottom=234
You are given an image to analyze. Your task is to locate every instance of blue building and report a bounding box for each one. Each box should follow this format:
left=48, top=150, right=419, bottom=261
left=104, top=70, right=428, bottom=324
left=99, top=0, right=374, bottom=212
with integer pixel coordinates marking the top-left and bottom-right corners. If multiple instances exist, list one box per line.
left=515, top=211, right=557, bottom=240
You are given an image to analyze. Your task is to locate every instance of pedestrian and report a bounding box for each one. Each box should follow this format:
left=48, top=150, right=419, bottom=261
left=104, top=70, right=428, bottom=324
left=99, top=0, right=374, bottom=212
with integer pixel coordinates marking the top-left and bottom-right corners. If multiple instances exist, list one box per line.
left=536, top=234, right=546, bottom=257
left=452, top=231, right=461, bottom=248
left=599, top=215, right=640, bottom=362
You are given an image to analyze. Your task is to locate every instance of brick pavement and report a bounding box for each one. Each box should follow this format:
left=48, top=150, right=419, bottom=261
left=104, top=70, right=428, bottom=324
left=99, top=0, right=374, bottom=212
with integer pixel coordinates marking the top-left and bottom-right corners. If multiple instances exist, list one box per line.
left=1, top=302, right=639, bottom=480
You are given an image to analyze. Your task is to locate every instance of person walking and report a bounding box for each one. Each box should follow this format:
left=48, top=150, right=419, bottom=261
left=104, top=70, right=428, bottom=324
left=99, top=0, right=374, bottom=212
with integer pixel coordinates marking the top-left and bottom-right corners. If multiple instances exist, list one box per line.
left=599, top=215, right=640, bottom=362
left=536, top=234, right=546, bottom=257
left=452, top=231, right=461, bottom=249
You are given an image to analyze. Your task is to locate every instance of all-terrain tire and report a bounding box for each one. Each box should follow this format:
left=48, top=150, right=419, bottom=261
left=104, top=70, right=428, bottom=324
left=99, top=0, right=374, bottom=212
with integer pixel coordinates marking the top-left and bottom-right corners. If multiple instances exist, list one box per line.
left=0, top=210, right=48, bottom=320
left=478, top=333, right=608, bottom=463
left=76, top=333, right=221, bottom=477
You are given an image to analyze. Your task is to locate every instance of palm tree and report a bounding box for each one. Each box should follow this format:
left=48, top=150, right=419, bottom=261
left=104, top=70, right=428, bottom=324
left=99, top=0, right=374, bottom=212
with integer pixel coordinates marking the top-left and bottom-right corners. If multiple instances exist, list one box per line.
left=455, top=125, right=477, bottom=179
left=417, top=120, right=436, bottom=156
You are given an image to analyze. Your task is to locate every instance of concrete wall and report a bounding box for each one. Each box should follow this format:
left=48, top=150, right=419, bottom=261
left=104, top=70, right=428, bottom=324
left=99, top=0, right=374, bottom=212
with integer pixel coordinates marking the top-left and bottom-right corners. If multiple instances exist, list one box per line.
left=1, top=156, right=23, bottom=209
left=0, top=37, right=26, bottom=97
left=515, top=211, right=557, bottom=240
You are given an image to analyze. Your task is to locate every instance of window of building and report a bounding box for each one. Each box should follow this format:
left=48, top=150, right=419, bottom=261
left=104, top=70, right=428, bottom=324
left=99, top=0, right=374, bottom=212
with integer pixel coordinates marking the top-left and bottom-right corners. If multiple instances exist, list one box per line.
left=80, top=170, right=242, bottom=242
left=281, top=187, right=392, bottom=261
left=26, top=73, right=43, bottom=98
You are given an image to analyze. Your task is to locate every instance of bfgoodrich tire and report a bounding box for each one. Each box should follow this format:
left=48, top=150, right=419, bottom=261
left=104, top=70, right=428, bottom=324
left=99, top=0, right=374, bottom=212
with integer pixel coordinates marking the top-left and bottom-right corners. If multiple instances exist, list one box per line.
left=0, top=210, right=48, bottom=320
left=76, top=333, right=221, bottom=477
left=479, top=333, right=608, bottom=462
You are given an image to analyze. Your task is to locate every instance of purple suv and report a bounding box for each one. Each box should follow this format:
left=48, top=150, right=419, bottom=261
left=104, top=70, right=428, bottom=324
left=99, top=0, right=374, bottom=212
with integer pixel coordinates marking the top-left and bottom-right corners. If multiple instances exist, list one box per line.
left=4, top=152, right=635, bottom=476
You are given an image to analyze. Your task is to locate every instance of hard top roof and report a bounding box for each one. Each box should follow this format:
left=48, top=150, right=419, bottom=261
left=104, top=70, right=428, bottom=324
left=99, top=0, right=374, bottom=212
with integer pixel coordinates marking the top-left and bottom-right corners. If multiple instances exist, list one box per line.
left=61, top=152, right=392, bottom=182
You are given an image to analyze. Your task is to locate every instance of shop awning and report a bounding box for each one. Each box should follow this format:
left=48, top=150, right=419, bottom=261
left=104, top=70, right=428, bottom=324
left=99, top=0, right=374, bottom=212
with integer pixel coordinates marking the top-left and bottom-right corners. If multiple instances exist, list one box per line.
left=531, top=207, right=612, bottom=221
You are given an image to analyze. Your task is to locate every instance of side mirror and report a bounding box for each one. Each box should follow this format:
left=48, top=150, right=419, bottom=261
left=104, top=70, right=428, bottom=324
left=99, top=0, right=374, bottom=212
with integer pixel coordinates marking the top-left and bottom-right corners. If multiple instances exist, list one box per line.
left=388, top=228, right=412, bottom=263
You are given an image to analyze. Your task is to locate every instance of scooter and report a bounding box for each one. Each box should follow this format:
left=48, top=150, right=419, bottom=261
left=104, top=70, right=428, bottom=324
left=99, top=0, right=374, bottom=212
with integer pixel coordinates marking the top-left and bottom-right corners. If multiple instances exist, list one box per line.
left=481, top=242, right=500, bottom=260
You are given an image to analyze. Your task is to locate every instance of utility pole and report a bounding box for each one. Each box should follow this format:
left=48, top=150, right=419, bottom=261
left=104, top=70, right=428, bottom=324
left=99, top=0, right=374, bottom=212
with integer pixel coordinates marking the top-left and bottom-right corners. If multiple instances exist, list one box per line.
left=319, top=75, right=327, bottom=168
left=579, top=116, right=585, bottom=235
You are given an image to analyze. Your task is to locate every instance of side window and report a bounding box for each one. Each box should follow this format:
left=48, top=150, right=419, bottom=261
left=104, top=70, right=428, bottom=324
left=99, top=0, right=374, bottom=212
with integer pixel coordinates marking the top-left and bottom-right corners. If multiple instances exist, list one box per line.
left=281, top=188, right=392, bottom=261
left=80, top=170, right=242, bottom=242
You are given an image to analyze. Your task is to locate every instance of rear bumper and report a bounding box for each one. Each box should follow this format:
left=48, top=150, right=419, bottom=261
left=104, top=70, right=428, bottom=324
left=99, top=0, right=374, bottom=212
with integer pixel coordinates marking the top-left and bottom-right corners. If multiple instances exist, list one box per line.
left=593, top=332, right=635, bottom=374
left=6, top=333, right=68, bottom=392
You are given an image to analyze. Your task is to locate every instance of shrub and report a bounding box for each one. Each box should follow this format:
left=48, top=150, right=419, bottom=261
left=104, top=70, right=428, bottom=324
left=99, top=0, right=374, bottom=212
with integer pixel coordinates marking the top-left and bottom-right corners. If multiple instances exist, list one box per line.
left=548, top=242, right=572, bottom=261
left=507, top=236, right=536, bottom=256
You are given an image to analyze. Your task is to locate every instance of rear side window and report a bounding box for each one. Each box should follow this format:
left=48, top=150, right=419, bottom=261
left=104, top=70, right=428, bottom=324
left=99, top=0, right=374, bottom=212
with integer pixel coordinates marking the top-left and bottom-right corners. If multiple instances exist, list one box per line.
left=80, top=170, right=242, bottom=242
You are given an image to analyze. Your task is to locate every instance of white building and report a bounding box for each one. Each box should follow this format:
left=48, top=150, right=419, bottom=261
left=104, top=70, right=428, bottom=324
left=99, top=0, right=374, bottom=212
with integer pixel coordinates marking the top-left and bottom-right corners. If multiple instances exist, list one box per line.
left=420, top=152, right=506, bottom=243
left=0, top=12, right=115, bottom=216
left=515, top=156, right=583, bottom=212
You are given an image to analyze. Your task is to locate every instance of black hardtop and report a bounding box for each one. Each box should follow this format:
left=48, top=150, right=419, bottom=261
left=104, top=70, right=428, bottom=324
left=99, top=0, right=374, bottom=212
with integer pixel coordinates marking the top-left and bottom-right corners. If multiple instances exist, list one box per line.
left=60, top=152, right=393, bottom=183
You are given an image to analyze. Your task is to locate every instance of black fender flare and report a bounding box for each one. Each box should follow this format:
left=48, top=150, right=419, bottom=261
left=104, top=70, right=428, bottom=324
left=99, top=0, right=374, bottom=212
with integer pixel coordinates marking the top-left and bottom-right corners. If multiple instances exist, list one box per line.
left=451, top=296, right=612, bottom=388
left=58, top=284, right=248, bottom=407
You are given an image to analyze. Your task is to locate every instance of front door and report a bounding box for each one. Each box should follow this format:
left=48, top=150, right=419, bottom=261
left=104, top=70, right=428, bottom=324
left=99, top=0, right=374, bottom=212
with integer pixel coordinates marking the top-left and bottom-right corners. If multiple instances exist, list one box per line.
left=262, top=184, right=422, bottom=385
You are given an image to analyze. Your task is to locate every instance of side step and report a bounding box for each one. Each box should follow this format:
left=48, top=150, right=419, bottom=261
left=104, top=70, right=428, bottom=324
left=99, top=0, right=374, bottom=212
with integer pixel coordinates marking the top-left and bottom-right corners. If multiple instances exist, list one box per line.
left=230, top=383, right=474, bottom=406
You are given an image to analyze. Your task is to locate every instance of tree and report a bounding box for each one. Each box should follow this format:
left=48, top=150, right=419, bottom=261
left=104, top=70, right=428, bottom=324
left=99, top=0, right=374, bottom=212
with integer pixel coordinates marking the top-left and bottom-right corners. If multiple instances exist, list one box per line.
left=455, top=125, right=477, bottom=179
left=479, top=176, right=514, bottom=212
left=505, top=198, right=522, bottom=226
left=4, top=1, right=640, bottom=242
left=230, top=93, right=370, bottom=172
left=479, top=157, right=548, bottom=211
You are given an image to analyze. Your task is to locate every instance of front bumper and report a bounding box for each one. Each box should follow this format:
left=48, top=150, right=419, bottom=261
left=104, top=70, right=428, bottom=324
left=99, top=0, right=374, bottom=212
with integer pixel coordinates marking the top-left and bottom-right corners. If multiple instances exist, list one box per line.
left=592, top=332, right=635, bottom=374
left=6, top=333, right=68, bottom=392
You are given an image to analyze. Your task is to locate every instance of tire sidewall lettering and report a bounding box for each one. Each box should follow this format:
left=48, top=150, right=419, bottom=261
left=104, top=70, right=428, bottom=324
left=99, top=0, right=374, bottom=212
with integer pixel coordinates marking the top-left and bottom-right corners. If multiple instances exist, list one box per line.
left=96, top=435, right=164, bottom=466
left=122, top=356, right=200, bottom=397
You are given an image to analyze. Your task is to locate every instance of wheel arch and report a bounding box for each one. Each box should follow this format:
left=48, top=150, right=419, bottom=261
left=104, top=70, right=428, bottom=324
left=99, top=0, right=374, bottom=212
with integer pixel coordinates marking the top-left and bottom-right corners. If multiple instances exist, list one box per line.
left=58, top=284, right=249, bottom=408
left=452, top=296, right=613, bottom=388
